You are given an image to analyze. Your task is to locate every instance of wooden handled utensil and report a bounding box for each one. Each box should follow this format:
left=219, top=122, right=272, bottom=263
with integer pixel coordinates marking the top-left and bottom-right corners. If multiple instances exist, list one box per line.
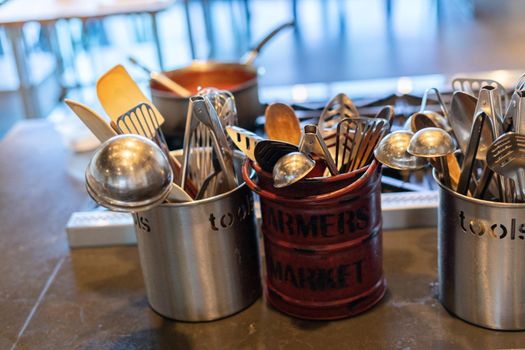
left=264, top=103, right=301, bottom=145
left=64, top=99, right=116, bottom=143
left=96, top=64, right=165, bottom=127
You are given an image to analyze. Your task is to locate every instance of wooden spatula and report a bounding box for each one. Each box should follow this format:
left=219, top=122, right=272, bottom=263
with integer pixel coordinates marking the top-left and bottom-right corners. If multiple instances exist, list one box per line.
left=96, top=64, right=165, bottom=130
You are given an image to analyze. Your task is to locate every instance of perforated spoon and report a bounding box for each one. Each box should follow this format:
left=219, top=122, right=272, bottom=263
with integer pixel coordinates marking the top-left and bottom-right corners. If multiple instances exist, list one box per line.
left=226, top=125, right=263, bottom=161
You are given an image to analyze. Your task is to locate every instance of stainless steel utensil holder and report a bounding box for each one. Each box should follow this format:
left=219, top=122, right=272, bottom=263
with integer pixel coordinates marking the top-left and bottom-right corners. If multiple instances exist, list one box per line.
left=437, top=174, right=525, bottom=330
left=133, top=154, right=261, bottom=321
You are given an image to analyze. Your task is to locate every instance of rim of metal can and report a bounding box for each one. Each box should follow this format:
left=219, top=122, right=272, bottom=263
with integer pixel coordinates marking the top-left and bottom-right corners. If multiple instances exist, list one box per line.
left=243, top=159, right=380, bottom=204
left=153, top=150, right=253, bottom=209
left=433, top=170, right=525, bottom=208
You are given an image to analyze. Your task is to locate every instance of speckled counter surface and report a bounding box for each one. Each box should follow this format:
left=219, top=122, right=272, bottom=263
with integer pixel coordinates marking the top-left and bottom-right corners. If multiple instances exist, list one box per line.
left=2, top=121, right=525, bottom=350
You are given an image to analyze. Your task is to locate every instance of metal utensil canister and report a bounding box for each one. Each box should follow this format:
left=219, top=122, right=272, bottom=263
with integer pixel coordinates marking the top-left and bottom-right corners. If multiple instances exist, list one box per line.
left=133, top=152, right=261, bottom=321
left=243, top=160, right=385, bottom=320
left=436, top=171, right=525, bottom=330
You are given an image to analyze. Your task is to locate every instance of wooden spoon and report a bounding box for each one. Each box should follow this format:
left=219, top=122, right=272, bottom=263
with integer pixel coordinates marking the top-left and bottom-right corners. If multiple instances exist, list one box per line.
left=412, top=113, right=461, bottom=190
left=64, top=99, right=116, bottom=143
left=128, top=56, right=191, bottom=97
left=264, top=103, right=301, bottom=145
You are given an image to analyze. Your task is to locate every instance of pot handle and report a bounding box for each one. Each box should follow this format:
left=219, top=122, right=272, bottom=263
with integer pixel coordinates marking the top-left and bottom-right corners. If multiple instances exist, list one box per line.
left=242, top=159, right=379, bottom=204
left=242, top=21, right=294, bottom=65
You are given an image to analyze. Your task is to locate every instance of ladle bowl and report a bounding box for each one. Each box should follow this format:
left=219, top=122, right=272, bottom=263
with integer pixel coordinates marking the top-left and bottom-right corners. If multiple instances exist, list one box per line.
left=374, top=130, right=427, bottom=170
left=85, top=134, right=174, bottom=212
left=272, top=152, right=316, bottom=188
left=407, top=127, right=456, bottom=158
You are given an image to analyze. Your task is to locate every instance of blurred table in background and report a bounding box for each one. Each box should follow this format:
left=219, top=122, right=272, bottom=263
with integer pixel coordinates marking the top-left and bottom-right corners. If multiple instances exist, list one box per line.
left=0, top=0, right=174, bottom=119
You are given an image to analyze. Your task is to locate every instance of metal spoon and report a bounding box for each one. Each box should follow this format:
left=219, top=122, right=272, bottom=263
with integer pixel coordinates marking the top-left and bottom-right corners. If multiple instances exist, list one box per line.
left=264, top=103, right=301, bottom=145
left=272, top=152, right=315, bottom=188
left=407, top=127, right=456, bottom=188
left=404, top=112, right=449, bottom=133
left=374, top=130, right=427, bottom=170
left=85, top=135, right=191, bottom=212
left=448, top=91, right=480, bottom=155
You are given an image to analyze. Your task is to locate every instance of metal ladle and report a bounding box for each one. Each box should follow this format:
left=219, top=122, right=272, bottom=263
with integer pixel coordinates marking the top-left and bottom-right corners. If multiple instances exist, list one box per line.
left=86, top=135, right=191, bottom=212
left=404, top=88, right=451, bottom=133
left=273, top=152, right=315, bottom=188
left=411, top=113, right=461, bottom=190
left=271, top=124, right=337, bottom=188
left=374, top=130, right=427, bottom=170
left=407, top=127, right=456, bottom=188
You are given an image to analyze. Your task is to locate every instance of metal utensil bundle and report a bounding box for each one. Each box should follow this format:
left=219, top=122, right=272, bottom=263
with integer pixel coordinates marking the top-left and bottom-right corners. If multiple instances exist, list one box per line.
left=180, top=95, right=238, bottom=199
left=225, top=97, right=391, bottom=188
left=375, top=75, right=525, bottom=203
left=335, top=117, right=389, bottom=173
left=75, top=64, right=248, bottom=212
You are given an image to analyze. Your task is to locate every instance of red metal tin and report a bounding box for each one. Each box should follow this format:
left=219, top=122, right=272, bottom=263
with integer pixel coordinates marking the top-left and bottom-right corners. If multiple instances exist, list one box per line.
left=243, top=160, right=386, bottom=320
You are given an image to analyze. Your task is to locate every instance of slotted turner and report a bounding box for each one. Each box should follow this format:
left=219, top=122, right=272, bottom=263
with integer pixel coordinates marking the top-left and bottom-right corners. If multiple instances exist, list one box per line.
left=96, top=64, right=165, bottom=129
left=486, top=132, right=525, bottom=202
left=318, top=93, right=359, bottom=134
left=116, top=102, right=195, bottom=198
left=451, top=77, right=508, bottom=107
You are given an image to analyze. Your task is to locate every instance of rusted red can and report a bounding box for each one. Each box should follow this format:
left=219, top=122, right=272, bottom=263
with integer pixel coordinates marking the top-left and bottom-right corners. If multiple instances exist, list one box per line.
left=242, top=160, right=386, bottom=320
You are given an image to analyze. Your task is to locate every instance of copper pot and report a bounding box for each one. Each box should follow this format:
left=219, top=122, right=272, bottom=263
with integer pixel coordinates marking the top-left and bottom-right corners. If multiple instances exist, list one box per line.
left=149, top=22, right=293, bottom=143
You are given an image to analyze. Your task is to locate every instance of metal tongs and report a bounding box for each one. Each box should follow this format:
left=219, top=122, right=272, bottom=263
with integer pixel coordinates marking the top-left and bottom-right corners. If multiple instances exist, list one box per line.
left=180, top=96, right=238, bottom=199
left=299, top=124, right=338, bottom=175
left=458, top=86, right=507, bottom=202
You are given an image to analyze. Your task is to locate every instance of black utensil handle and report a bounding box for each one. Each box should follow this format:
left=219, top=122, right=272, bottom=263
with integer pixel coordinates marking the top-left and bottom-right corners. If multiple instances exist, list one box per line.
left=457, top=112, right=487, bottom=195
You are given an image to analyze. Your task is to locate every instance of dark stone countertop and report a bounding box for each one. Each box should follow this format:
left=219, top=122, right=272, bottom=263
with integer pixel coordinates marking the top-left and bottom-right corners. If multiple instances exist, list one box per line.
left=1, top=120, right=525, bottom=350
